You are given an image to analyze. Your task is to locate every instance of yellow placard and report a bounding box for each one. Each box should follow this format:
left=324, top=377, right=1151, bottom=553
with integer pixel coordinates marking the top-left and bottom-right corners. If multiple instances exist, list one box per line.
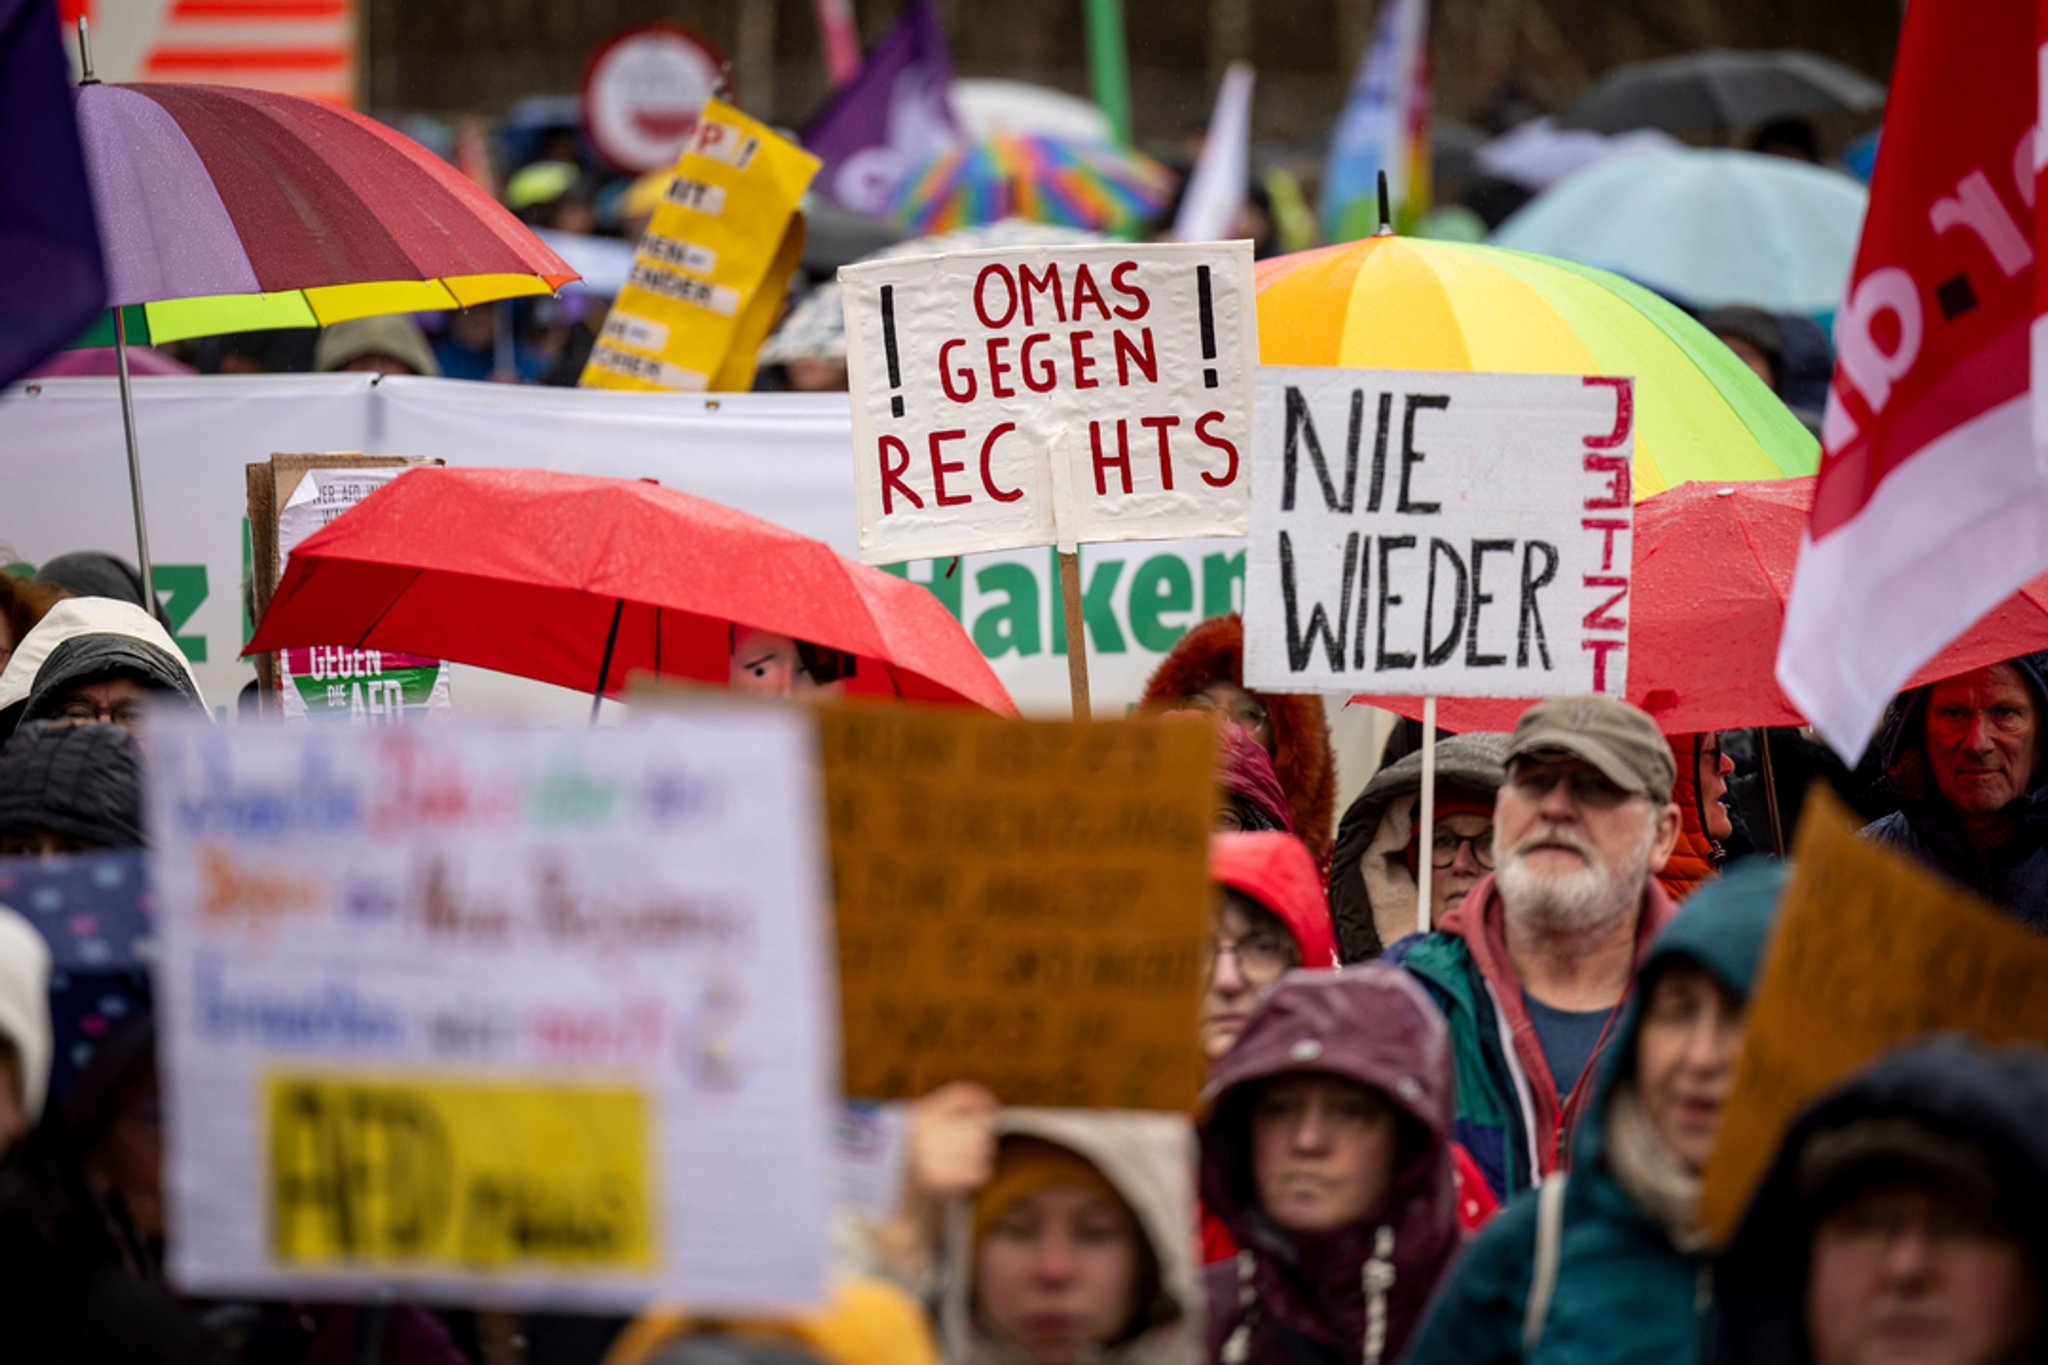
left=581, top=98, right=820, bottom=394
left=267, top=1073, right=654, bottom=1272
left=819, top=704, right=1215, bottom=1111
left=1698, top=787, right=2048, bottom=1244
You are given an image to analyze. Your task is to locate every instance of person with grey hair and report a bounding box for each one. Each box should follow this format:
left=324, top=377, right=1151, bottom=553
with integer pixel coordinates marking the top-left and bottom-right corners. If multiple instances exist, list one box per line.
left=1385, top=695, right=1682, bottom=1202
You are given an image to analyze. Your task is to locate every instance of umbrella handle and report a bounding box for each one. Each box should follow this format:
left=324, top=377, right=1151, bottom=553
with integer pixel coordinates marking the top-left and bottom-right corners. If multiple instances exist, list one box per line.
left=591, top=599, right=624, bottom=725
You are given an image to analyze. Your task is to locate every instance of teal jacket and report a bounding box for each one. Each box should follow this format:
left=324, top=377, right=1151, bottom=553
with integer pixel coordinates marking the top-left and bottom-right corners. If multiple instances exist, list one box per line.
left=1402, top=861, right=1785, bottom=1365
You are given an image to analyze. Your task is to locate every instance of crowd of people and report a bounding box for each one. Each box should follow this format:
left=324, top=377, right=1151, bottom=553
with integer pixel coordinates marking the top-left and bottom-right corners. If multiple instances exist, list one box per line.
left=0, top=549, right=2041, bottom=1365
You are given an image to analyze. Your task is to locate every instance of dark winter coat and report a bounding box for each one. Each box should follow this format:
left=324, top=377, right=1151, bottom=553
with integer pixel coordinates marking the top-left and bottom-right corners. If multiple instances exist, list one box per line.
left=1712, top=1036, right=2048, bottom=1365
left=1199, top=966, right=1461, bottom=1365
left=1403, top=860, right=1785, bottom=1365
left=1861, top=650, right=2048, bottom=930
left=1328, top=733, right=1508, bottom=961
left=1142, top=614, right=1339, bottom=863
left=0, top=721, right=147, bottom=849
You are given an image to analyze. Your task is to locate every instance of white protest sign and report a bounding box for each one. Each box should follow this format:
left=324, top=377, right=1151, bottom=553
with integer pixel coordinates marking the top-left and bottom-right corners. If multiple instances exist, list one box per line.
left=842, top=241, right=1257, bottom=563
left=1245, top=366, right=1635, bottom=697
left=146, top=706, right=839, bottom=1311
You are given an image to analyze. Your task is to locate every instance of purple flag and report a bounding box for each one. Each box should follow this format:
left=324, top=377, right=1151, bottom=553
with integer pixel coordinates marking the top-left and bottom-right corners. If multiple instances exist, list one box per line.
left=803, top=0, right=962, bottom=217
left=0, top=0, right=105, bottom=388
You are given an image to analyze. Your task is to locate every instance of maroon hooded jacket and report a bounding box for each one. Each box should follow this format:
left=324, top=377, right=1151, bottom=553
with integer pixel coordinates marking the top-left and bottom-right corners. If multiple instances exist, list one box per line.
left=1198, top=966, right=1462, bottom=1365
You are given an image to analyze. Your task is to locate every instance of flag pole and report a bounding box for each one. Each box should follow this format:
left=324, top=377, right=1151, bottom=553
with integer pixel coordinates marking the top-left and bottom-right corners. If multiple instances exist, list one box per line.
left=1083, top=0, right=1134, bottom=144
left=1059, top=550, right=1091, bottom=719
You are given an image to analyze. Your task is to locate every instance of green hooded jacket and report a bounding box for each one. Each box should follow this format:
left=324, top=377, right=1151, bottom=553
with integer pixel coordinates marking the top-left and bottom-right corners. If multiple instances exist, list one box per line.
left=1402, top=860, right=1785, bottom=1365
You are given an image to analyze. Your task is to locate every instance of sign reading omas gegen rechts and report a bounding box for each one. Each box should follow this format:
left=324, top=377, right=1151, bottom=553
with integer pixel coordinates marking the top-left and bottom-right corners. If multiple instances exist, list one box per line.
left=1244, top=367, right=1636, bottom=698
left=842, top=242, right=1257, bottom=563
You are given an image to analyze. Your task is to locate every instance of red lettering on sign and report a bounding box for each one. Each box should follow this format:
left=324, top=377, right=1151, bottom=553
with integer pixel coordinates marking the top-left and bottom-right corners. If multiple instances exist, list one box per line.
left=1092, top=419, right=1133, bottom=495
left=928, top=430, right=971, bottom=507
left=1582, top=517, right=1629, bottom=572
left=1110, top=261, right=1149, bottom=320
left=1583, top=452, right=1631, bottom=509
left=981, top=422, right=1023, bottom=503
left=938, top=338, right=975, bottom=403
left=1141, top=414, right=1179, bottom=491
left=1196, top=412, right=1239, bottom=487
left=879, top=436, right=922, bottom=514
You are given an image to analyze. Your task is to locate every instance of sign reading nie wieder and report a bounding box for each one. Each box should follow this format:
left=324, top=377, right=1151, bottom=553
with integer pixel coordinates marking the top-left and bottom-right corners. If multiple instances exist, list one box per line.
left=1244, top=367, right=1635, bottom=698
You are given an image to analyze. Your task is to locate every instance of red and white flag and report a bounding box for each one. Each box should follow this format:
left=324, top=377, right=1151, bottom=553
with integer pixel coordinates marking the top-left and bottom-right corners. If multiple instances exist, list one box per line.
left=1778, top=0, right=2048, bottom=759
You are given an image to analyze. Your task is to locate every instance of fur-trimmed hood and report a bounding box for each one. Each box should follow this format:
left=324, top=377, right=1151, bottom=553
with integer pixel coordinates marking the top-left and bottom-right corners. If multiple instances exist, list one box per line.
left=1328, top=733, right=1507, bottom=961
left=1140, top=615, right=1337, bottom=863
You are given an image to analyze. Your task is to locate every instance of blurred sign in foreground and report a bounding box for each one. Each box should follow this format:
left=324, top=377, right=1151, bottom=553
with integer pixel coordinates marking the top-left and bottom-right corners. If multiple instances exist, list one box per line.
left=147, top=707, right=839, bottom=1310
left=583, top=99, right=819, bottom=394
left=819, top=703, right=1213, bottom=1109
left=1699, top=787, right=2048, bottom=1244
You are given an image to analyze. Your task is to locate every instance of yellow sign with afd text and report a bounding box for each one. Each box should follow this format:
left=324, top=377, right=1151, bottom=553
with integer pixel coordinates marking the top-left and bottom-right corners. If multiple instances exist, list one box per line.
left=581, top=98, right=819, bottom=394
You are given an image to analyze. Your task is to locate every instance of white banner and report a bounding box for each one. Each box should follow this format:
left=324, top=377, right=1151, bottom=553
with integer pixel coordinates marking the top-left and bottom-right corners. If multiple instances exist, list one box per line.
left=146, top=705, right=837, bottom=1310
left=0, top=376, right=1241, bottom=719
left=841, top=242, right=1257, bottom=562
left=1245, top=367, right=1635, bottom=698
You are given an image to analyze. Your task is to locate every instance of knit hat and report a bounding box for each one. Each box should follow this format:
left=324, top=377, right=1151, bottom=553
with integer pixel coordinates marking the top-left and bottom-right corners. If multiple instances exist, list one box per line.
left=0, top=721, right=146, bottom=850
left=972, top=1135, right=1130, bottom=1247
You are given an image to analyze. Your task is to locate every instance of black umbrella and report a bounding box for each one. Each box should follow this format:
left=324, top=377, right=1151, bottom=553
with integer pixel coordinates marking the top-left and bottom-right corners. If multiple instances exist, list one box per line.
left=1559, top=48, right=1884, bottom=138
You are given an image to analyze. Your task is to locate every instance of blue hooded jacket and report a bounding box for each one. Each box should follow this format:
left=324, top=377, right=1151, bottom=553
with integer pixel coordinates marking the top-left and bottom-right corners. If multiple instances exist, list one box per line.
left=1403, top=860, right=1785, bottom=1365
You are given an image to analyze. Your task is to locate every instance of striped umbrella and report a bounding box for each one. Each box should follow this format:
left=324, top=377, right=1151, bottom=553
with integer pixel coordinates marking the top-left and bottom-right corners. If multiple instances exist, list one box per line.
left=67, top=65, right=576, bottom=587
left=886, top=131, right=1176, bottom=237
left=1254, top=234, right=1818, bottom=496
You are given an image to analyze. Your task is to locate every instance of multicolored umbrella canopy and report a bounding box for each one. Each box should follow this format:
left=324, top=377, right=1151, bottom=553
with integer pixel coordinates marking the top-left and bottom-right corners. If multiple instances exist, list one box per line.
left=886, top=131, right=1176, bottom=236
left=73, top=82, right=577, bottom=344
left=1254, top=235, right=1819, bottom=496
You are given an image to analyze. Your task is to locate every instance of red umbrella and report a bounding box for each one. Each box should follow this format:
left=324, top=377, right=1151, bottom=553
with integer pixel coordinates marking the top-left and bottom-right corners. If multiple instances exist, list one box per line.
left=1358, top=477, right=2048, bottom=735
left=244, top=468, right=1016, bottom=715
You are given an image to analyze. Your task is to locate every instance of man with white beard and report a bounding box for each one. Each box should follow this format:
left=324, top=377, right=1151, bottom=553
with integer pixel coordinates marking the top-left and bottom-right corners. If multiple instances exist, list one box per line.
left=1386, top=694, right=1682, bottom=1202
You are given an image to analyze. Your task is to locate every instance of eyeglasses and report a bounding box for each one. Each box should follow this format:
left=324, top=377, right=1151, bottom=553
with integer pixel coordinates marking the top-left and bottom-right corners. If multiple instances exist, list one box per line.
left=1207, top=933, right=1293, bottom=982
left=55, top=699, right=146, bottom=728
left=1180, top=693, right=1270, bottom=732
left=1430, top=829, right=1495, bottom=869
left=1507, top=762, right=1632, bottom=808
left=1819, top=1195, right=2007, bottom=1254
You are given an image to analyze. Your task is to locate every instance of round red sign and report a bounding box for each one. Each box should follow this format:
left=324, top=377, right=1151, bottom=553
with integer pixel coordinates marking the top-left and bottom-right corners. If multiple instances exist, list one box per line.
left=580, top=22, right=725, bottom=174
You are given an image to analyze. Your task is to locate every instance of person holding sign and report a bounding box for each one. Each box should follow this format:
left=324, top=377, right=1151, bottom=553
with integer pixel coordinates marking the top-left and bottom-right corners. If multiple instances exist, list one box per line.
left=1862, top=654, right=2048, bottom=932
left=1198, top=964, right=1462, bottom=1365
left=1387, top=695, right=1681, bottom=1202
left=1713, top=1038, right=2048, bottom=1365
left=1404, top=860, right=1785, bottom=1365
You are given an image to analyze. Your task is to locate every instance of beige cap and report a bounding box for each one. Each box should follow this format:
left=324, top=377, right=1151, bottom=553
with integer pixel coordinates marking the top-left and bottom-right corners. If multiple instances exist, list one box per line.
left=1506, top=694, right=1674, bottom=804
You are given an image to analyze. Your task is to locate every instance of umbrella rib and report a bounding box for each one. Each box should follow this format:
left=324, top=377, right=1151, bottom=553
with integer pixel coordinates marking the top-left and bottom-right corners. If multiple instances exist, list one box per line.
left=354, top=567, right=425, bottom=646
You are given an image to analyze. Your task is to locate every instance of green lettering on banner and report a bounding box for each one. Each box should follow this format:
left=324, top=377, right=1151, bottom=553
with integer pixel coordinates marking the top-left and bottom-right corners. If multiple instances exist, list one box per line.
left=1202, top=550, right=1245, bottom=619
left=1127, top=556, right=1193, bottom=653
left=972, top=564, right=1041, bottom=657
left=1048, top=549, right=1126, bottom=656
left=152, top=564, right=209, bottom=663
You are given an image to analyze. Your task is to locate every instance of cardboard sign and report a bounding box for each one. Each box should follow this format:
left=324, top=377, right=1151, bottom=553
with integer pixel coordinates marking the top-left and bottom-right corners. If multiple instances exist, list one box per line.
left=842, top=242, right=1258, bottom=564
left=818, top=704, right=1213, bottom=1109
left=146, top=708, right=839, bottom=1311
left=583, top=99, right=820, bottom=394
left=1698, top=788, right=2048, bottom=1244
left=1243, top=367, right=1635, bottom=697
left=275, top=467, right=453, bottom=721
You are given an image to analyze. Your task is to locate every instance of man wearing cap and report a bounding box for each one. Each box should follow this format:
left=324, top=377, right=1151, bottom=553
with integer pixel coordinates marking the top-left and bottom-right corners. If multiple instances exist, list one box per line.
left=1385, top=694, right=1681, bottom=1202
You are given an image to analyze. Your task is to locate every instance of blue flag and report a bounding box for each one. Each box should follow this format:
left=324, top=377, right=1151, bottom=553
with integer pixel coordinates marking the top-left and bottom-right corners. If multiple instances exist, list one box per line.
left=0, top=0, right=105, bottom=388
left=803, top=0, right=962, bottom=218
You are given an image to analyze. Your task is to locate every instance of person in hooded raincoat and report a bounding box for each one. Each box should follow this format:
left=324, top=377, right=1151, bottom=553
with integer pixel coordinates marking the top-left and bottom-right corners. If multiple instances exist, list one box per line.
left=0, top=598, right=207, bottom=745
left=1328, top=733, right=1508, bottom=961
left=1202, top=833, right=1340, bottom=1068
left=1712, top=1037, right=2048, bottom=1365
left=1199, top=964, right=1463, bottom=1365
left=1656, top=732, right=1735, bottom=904
left=1141, top=615, right=1339, bottom=863
left=1214, top=725, right=1296, bottom=836
left=1401, top=859, right=1786, bottom=1365
left=1861, top=653, right=2048, bottom=931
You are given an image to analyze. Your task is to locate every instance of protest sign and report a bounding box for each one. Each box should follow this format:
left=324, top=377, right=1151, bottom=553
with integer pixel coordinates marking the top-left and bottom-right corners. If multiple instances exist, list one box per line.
left=1243, top=366, right=1636, bottom=698
left=582, top=99, right=820, bottom=394
left=270, top=465, right=454, bottom=721
left=818, top=703, right=1213, bottom=1109
left=146, top=707, right=839, bottom=1310
left=1698, top=787, right=2048, bottom=1245
left=842, top=241, right=1258, bottom=565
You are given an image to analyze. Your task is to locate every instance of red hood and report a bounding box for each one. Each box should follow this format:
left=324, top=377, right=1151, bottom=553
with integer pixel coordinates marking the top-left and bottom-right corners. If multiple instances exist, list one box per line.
left=1210, top=833, right=1339, bottom=968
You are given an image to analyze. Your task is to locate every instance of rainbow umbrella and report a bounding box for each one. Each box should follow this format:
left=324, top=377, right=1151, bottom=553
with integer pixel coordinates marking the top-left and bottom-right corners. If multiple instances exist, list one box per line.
left=68, top=54, right=576, bottom=586
left=1254, top=235, right=1818, bottom=496
left=886, top=131, right=1176, bottom=237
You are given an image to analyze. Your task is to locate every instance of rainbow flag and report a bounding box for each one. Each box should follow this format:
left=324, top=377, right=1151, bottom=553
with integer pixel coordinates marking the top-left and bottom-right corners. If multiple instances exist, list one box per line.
left=1320, top=0, right=1430, bottom=243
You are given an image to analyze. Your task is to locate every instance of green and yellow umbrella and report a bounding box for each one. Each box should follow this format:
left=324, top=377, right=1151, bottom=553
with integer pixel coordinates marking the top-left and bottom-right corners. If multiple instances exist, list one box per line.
left=1254, top=235, right=1817, bottom=497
